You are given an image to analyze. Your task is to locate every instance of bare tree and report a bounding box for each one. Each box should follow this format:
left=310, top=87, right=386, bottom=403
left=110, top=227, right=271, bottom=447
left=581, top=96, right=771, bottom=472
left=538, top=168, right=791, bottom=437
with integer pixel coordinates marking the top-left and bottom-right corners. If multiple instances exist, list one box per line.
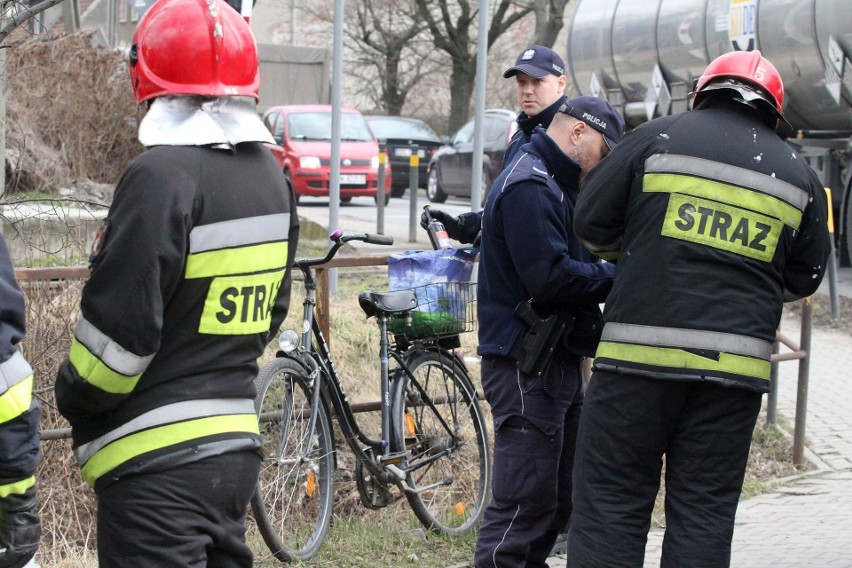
left=344, top=0, right=441, bottom=115
left=415, top=0, right=531, bottom=133
left=527, top=0, right=572, bottom=48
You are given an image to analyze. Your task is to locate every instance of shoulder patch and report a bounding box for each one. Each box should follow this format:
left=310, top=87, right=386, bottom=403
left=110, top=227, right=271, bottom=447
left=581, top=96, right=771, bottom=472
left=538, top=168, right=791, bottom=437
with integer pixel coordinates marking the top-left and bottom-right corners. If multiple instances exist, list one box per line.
left=531, top=166, right=550, bottom=178
left=89, top=219, right=111, bottom=268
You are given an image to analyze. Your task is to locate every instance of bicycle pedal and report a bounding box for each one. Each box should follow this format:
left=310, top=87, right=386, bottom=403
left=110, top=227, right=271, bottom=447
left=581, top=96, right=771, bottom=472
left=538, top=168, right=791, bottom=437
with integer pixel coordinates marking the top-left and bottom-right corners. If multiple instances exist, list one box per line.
left=379, top=451, right=408, bottom=465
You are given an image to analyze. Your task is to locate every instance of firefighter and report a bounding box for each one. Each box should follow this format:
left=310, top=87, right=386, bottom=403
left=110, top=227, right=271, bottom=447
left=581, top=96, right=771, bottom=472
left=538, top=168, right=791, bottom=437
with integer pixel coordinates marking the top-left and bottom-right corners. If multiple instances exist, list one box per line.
left=0, top=236, right=41, bottom=568
left=473, top=96, right=623, bottom=568
left=53, top=0, right=299, bottom=566
left=567, top=51, right=832, bottom=567
left=421, top=45, right=569, bottom=245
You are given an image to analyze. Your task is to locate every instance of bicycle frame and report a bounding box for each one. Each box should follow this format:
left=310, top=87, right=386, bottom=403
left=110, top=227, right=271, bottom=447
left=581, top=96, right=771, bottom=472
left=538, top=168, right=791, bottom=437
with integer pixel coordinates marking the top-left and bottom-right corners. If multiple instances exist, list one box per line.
left=278, top=239, right=470, bottom=482
left=252, top=232, right=491, bottom=560
left=280, top=240, right=402, bottom=472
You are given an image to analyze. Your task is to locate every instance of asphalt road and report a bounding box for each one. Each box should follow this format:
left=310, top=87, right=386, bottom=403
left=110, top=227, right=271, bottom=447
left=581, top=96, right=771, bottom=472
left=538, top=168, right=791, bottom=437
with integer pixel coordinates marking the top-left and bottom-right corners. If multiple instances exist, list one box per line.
left=295, top=188, right=479, bottom=251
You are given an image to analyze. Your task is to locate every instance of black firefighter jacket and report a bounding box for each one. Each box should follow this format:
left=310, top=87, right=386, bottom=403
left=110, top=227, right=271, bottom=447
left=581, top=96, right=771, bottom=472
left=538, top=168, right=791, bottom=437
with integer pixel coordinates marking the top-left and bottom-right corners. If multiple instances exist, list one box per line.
left=55, top=142, right=299, bottom=490
left=574, top=100, right=831, bottom=393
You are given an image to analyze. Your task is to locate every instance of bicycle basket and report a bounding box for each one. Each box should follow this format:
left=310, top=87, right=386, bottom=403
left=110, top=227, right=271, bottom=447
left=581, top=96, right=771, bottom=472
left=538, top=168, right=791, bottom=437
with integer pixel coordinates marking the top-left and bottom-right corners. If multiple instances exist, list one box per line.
left=388, top=281, right=477, bottom=339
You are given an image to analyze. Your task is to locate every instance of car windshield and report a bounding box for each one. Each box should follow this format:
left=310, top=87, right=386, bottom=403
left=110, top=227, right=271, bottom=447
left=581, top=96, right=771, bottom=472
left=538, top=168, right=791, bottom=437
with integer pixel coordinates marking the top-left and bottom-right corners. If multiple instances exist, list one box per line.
left=367, top=118, right=440, bottom=142
left=288, top=111, right=374, bottom=142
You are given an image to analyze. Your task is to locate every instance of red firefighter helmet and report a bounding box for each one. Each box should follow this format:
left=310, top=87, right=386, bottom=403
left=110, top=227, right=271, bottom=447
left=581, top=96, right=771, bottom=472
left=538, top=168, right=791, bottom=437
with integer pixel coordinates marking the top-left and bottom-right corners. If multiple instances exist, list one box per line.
left=692, top=50, right=785, bottom=120
left=129, top=0, right=260, bottom=104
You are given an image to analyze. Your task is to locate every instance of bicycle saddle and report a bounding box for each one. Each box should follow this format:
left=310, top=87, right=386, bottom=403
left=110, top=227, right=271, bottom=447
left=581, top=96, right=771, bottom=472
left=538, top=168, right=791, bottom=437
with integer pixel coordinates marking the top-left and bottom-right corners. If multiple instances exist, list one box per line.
left=358, top=290, right=418, bottom=318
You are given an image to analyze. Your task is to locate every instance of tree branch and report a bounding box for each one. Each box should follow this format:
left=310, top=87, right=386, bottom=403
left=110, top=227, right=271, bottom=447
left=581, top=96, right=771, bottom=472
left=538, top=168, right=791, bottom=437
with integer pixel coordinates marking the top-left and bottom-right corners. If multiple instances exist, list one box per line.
left=0, top=0, right=67, bottom=45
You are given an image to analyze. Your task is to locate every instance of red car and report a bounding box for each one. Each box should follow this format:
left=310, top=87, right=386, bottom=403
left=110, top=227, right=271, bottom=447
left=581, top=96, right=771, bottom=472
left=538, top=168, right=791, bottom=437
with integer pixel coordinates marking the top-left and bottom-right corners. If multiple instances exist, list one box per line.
left=262, top=104, right=392, bottom=204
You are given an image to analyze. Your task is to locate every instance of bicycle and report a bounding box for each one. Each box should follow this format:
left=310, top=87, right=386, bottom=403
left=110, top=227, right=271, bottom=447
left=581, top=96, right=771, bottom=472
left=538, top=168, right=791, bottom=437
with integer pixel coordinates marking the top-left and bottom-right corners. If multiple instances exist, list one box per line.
left=251, top=229, right=491, bottom=562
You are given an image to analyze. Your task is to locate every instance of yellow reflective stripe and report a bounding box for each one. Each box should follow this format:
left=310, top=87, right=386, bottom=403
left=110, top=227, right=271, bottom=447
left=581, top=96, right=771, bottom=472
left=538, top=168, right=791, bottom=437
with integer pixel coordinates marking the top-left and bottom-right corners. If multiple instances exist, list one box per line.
left=602, top=322, right=772, bottom=359
left=74, top=398, right=256, bottom=464
left=199, top=270, right=284, bottom=335
left=80, top=414, right=260, bottom=487
left=0, top=375, right=32, bottom=424
left=662, top=193, right=782, bottom=262
left=644, top=154, right=809, bottom=212
left=185, top=241, right=289, bottom=279
left=73, top=316, right=154, bottom=377
left=596, top=341, right=770, bottom=380
left=0, top=475, right=35, bottom=499
left=69, top=338, right=141, bottom=395
left=644, top=173, right=802, bottom=229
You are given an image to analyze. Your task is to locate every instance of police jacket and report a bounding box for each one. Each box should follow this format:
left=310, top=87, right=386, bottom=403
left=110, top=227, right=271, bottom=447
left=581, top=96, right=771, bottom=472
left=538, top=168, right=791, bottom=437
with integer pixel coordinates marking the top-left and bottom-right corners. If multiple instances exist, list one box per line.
left=55, top=142, right=299, bottom=491
left=503, top=95, right=568, bottom=168
left=574, top=99, right=831, bottom=393
left=477, top=130, right=614, bottom=360
left=0, top=236, right=41, bottom=567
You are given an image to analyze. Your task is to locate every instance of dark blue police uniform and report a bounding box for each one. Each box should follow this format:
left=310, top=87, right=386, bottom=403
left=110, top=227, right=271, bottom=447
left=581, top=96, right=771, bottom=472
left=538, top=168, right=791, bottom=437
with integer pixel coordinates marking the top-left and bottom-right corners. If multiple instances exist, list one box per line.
left=474, top=131, right=614, bottom=567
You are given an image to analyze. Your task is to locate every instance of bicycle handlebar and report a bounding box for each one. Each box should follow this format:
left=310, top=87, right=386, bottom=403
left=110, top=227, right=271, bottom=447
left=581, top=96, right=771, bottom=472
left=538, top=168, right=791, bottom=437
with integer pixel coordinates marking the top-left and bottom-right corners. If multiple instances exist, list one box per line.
left=293, top=231, right=395, bottom=270
left=339, top=232, right=395, bottom=246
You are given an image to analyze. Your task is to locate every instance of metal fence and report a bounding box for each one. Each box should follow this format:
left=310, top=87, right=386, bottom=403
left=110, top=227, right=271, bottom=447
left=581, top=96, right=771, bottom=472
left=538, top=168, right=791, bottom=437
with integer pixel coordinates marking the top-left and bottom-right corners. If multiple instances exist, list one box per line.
left=16, top=259, right=815, bottom=464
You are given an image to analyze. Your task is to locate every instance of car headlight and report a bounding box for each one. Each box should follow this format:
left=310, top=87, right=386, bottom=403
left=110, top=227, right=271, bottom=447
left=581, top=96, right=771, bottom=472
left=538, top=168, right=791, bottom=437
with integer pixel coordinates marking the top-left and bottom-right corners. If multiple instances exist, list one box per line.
left=300, top=156, right=321, bottom=169
left=371, top=155, right=379, bottom=169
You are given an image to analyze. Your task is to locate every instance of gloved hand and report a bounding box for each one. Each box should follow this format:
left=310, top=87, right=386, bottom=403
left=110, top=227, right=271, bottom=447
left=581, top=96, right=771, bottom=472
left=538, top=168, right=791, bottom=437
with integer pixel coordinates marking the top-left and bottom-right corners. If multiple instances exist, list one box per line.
left=419, top=208, right=465, bottom=241
left=0, top=489, right=40, bottom=568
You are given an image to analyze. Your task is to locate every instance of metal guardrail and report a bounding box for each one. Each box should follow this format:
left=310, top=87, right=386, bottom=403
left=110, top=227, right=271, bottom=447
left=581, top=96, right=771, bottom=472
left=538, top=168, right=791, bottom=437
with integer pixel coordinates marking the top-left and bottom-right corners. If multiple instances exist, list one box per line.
left=15, top=259, right=815, bottom=466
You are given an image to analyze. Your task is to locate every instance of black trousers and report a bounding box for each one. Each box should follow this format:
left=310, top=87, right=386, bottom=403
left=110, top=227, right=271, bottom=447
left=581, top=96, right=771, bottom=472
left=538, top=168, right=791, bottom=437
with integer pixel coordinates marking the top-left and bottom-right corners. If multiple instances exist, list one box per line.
left=475, top=356, right=583, bottom=568
left=97, top=450, right=261, bottom=568
left=567, top=370, right=762, bottom=568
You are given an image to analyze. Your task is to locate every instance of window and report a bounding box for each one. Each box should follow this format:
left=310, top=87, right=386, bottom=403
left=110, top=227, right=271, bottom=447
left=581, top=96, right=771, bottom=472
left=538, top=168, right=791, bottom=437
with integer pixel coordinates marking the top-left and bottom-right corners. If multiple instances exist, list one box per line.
left=452, top=121, right=475, bottom=146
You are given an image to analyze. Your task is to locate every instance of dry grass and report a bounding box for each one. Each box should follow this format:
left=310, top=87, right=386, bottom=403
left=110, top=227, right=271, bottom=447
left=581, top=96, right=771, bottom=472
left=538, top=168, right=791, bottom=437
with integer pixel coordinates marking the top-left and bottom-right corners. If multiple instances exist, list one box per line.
left=785, top=293, right=852, bottom=337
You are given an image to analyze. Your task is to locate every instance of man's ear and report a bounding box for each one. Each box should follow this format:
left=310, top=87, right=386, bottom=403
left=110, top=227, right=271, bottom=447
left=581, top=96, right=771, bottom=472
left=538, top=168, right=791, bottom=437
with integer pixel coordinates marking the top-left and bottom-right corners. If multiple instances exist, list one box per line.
left=570, top=120, right=586, bottom=145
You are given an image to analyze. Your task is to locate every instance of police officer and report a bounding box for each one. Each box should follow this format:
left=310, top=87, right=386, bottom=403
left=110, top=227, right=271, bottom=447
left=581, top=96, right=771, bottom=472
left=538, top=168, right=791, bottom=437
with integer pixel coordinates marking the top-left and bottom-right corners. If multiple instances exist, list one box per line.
left=474, top=96, right=624, bottom=568
left=422, top=45, right=569, bottom=245
left=53, top=0, right=299, bottom=566
left=568, top=51, right=831, bottom=567
left=0, top=236, right=41, bottom=568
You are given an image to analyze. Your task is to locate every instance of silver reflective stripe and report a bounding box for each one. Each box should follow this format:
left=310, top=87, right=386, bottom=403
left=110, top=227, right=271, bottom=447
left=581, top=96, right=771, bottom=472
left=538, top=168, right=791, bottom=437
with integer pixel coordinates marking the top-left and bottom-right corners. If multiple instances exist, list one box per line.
left=74, top=398, right=256, bottom=465
left=74, top=316, right=154, bottom=376
left=0, top=351, right=33, bottom=395
left=189, top=213, right=291, bottom=253
left=645, top=154, right=809, bottom=212
left=601, top=322, right=772, bottom=360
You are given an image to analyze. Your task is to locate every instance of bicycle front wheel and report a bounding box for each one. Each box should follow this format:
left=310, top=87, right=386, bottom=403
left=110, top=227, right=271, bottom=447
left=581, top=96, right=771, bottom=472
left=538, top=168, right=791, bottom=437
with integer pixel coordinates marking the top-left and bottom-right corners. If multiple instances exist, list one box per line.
left=390, top=349, right=491, bottom=535
left=251, top=357, right=334, bottom=562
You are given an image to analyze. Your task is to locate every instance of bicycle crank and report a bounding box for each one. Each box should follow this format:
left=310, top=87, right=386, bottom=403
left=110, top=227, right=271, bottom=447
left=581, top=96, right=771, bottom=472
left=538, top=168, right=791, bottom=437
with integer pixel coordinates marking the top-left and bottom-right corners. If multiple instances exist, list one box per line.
left=354, top=459, right=396, bottom=509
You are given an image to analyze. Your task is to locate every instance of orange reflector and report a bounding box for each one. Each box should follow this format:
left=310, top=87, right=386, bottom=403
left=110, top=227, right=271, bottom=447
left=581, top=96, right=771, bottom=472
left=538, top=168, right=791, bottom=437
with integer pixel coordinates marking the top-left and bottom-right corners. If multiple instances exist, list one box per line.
left=454, top=502, right=466, bottom=516
left=405, top=413, right=416, bottom=437
left=306, top=470, right=316, bottom=497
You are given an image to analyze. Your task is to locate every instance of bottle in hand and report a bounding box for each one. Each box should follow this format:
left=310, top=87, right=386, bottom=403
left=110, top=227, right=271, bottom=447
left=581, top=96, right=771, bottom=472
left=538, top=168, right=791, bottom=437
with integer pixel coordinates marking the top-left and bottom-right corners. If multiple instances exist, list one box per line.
left=423, top=205, right=453, bottom=250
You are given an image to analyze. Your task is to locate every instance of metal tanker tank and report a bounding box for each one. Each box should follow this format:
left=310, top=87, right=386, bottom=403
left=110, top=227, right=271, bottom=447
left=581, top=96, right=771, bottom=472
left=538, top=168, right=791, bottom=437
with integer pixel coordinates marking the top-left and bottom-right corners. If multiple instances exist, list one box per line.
left=567, top=0, right=852, bottom=129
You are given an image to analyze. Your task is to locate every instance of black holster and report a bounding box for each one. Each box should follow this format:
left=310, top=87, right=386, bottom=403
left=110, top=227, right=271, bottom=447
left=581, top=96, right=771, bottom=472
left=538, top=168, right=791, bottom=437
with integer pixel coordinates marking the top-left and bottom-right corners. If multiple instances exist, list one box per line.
left=513, top=300, right=568, bottom=378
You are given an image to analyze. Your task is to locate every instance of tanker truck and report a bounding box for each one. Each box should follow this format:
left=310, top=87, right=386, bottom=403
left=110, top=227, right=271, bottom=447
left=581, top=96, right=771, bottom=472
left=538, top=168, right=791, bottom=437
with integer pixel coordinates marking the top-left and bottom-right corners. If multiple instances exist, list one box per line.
left=567, top=0, right=852, bottom=266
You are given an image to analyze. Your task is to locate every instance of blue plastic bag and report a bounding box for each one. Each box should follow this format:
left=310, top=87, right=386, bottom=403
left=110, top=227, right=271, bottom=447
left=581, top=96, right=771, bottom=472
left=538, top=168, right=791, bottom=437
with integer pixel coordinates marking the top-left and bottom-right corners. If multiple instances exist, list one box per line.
left=388, top=248, right=477, bottom=337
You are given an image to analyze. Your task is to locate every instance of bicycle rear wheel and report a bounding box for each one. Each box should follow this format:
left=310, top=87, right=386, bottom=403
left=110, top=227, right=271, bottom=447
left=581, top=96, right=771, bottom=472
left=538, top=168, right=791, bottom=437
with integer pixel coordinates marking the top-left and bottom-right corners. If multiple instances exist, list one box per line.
left=390, top=349, right=491, bottom=535
left=251, top=357, right=334, bottom=562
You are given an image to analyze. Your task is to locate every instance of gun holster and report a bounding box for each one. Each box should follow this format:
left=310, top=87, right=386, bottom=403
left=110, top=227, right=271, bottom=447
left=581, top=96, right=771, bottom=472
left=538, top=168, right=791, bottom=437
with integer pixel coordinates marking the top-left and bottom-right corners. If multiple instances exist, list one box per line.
left=513, top=300, right=568, bottom=378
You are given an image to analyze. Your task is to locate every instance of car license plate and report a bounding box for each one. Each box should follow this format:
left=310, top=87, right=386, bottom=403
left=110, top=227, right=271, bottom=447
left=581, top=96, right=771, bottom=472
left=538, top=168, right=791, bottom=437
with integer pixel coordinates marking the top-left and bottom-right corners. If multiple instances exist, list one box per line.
left=340, top=174, right=366, bottom=185
left=394, top=148, right=427, bottom=158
